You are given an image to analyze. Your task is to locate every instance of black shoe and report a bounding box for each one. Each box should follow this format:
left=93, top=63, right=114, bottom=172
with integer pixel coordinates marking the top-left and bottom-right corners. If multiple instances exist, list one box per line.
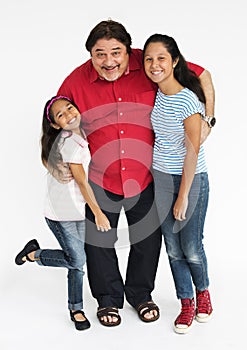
left=70, top=310, right=91, bottom=331
left=15, top=239, right=40, bottom=265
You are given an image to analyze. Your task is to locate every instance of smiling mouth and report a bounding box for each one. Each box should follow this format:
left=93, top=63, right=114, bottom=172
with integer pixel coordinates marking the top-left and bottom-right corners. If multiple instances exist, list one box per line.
left=102, top=65, right=119, bottom=72
left=68, top=117, right=77, bottom=124
left=151, top=70, right=163, bottom=76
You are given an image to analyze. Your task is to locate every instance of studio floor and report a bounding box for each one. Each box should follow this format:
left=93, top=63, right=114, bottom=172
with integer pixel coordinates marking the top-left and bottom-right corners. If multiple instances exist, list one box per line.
left=1, top=243, right=243, bottom=350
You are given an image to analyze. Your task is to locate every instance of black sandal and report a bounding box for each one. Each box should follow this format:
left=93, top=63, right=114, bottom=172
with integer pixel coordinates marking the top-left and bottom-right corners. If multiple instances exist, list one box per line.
left=70, top=310, right=91, bottom=331
left=97, top=307, right=121, bottom=327
left=15, top=239, right=40, bottom=265
left=136, top=301, right=160, bottom=323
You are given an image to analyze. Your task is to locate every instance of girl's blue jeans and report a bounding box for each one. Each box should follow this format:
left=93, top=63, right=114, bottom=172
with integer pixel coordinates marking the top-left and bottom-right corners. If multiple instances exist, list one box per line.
left=153, top=170, right=210, bottom=299
left=35, top=219, right=86, bottom=310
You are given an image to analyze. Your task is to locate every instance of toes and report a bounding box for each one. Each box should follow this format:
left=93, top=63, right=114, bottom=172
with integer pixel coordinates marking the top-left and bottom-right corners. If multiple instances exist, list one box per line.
left=144, top=312, right=152, bottom=320
left=140, top=307, right=155, bottom=320
left=137, top=302, right=160, bottom=322
left=101, top=316, right=118, bottom=324
left=143, top=310, right=158, bottom=320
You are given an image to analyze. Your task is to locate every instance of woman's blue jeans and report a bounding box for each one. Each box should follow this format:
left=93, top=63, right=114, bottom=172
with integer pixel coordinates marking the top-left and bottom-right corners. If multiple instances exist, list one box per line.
left=153, top=170, right=210, bottom=300
left=35, top=219, right=86, bottom=310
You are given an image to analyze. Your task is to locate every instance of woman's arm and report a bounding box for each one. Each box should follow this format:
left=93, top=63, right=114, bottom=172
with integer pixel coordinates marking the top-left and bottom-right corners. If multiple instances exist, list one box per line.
left=173, top=113, right=201, bottom=221
left=70, top=163, right=111, bottom=231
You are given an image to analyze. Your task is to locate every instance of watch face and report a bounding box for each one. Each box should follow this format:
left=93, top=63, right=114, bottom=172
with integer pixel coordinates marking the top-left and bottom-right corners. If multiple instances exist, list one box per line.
left=210, top=117, right=216, bottom=127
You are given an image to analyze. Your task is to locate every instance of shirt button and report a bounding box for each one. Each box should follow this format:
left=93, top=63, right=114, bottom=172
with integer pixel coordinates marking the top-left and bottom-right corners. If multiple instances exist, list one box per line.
left=118, top=97, right=122, bottom=101
left=119, top=112, right=123, bottom=116
left=121, top=150, right=125, bottom=154
left=120, top=130, right=124, bottom=134
left=122, top=167, right=126, bottom=171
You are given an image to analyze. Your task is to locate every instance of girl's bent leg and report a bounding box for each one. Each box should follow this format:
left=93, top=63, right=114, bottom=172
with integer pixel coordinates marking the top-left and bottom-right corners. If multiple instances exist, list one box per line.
left=36, top=219, right=86, bottom=310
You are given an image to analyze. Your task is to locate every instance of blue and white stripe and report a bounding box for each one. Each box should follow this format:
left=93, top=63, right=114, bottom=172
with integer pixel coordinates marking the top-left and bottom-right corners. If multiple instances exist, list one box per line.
left=151, top=88, right=207, bottom=175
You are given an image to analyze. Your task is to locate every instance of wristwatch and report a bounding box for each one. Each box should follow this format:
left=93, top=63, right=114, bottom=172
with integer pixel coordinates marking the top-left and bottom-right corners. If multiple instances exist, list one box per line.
left=201, top=115, right=216, bottom=128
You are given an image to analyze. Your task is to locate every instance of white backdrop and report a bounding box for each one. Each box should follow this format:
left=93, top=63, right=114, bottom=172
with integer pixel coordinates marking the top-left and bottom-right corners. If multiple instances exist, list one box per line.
left=1, top=0, right=246, bottom=349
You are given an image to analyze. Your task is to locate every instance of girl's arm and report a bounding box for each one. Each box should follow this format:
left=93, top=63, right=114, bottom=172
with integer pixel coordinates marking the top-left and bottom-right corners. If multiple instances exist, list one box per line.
left=69, top=163, right=111, bottom=232
left=173, top=113, right=201, bottom=221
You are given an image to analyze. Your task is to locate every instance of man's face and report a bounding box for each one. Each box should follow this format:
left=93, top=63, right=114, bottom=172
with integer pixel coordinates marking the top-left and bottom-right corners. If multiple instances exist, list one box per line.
left=91, top=38, right=129, bottom=81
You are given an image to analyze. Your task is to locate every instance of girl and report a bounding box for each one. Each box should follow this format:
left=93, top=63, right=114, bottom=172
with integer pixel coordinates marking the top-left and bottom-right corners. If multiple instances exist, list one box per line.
left=143, top=35, right=213, bottom=334
left=15, top=96, right=111, bottom=330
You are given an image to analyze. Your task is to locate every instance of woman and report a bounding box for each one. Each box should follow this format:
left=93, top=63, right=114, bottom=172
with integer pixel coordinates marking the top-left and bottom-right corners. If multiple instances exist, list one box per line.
left=143, top=34, right=213, bottom=334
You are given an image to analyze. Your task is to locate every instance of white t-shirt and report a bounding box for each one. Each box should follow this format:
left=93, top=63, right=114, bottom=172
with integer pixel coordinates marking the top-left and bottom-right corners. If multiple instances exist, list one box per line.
left=44, top=132, right=91, bottom=221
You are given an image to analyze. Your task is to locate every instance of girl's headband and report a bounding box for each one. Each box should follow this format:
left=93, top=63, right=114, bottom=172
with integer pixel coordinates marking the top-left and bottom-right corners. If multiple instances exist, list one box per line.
left=46, top=95, right=72, bottom=122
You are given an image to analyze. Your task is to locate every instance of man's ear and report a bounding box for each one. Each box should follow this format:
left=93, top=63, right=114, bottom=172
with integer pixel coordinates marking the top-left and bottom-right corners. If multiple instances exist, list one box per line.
left=50, top=122, right=61, bottom=130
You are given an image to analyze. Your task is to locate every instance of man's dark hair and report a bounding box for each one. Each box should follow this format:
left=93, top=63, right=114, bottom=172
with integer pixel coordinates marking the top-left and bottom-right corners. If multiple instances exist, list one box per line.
left=85, top=20, right=132, bottom=54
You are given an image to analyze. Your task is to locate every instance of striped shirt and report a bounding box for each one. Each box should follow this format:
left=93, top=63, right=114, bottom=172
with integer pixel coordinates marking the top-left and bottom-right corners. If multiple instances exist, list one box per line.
left=151, top=88, right=207, bottom=175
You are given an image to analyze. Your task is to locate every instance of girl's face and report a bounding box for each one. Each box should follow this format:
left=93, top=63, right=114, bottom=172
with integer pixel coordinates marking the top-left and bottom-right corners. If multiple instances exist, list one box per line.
left=50, top=99, right=81, bottom=132
left=144, top=42, right=176, bottom=85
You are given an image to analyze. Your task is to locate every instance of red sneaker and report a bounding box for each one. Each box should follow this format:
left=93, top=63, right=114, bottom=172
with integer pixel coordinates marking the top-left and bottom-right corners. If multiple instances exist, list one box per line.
left=196, top=289, right=213, bottom=323
left=174, top=298, right=195, bottom=334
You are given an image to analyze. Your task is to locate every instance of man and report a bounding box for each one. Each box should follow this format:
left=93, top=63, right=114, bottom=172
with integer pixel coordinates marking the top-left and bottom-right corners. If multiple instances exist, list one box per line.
left=57, top=20, right=215, bottom=326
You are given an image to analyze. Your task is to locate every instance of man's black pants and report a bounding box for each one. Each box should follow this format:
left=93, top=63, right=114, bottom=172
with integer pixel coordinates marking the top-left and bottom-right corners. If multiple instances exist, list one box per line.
left=85, top=181, right=162, bottom=309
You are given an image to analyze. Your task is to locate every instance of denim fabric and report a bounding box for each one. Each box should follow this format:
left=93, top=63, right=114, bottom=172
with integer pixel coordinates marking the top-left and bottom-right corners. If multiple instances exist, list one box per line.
left=153, top=170, right=210, bottom=299
left=35, top=219, right=86, bottom=310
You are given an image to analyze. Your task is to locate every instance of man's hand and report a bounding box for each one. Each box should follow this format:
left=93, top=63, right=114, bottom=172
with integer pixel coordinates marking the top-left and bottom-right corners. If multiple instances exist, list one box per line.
left=51, top=162, right=73, bottom=184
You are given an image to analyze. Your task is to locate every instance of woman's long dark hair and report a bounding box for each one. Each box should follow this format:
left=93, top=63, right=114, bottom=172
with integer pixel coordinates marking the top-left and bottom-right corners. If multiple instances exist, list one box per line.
left=40, top=96, right=80, bottom=174
left=143, top=34, right=206, bottom=103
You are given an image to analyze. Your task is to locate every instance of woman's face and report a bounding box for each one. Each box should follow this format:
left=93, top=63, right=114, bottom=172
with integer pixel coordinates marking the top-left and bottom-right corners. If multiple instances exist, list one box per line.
left=143, top=42, right=175, bottom=85
left=50, top=99, right=81, bottom=132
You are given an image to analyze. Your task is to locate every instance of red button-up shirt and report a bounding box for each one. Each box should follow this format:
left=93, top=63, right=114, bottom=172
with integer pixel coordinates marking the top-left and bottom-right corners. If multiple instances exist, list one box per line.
left=58, top=49, right=204, bottom=197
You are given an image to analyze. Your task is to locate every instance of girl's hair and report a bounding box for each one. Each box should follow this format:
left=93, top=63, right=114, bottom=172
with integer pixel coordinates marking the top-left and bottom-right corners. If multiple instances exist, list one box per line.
left=40, top=96, right=80, bottom=173
left=85, top=19, right=132, bottom=55
left=143, top=34, right=206, bottom=103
